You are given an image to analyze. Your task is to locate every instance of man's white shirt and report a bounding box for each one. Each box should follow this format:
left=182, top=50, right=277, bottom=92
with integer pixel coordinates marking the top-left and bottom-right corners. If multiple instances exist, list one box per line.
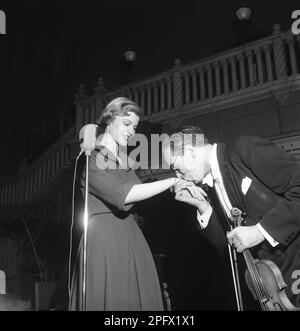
left=196, top=144, right=278, bottom=247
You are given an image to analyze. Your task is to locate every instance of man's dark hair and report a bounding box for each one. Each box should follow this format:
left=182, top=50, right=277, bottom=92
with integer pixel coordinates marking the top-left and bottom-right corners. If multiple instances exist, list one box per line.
left=164, top=125, right=210, bottom=157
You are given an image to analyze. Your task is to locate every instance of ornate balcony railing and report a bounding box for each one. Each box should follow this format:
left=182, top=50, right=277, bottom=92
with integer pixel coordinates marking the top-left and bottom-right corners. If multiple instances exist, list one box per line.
left=76, top=27, right=300, bottom=127
left=1, top=26, right=300, bottom=209
left=0, top=128, right=74, bottom=208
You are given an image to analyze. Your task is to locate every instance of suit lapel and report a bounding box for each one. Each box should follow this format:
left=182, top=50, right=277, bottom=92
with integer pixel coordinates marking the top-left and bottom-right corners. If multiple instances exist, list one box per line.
left=216, top=143, right=232, bottom=188
left=215, top=143, right=244, bottom=212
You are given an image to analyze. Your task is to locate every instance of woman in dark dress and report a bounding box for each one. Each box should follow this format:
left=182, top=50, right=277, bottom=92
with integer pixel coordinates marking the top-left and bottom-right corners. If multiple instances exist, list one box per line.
left=70, top=97, right=193, bottom=311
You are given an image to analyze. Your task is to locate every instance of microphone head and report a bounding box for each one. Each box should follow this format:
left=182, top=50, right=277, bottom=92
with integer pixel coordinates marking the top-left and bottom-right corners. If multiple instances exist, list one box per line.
left=79, top=124, right=98, bottom=155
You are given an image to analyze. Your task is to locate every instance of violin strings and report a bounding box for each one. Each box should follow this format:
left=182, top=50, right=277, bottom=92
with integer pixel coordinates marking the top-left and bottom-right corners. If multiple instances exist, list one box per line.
left=243, top=251, right=267, bottom=311
left=243, top=254, right=264, bottom=310
left=244, top=254, right=266, bottom=310
left=249, top=258, right=267, bottom=311
left=244, top=251, right=266, bottom=310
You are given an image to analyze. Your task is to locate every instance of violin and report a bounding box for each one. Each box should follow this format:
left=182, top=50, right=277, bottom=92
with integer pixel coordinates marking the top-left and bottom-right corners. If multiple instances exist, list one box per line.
left=231, top=208, right=300, bottom=311
left=243, top=249, right=300, bottom=311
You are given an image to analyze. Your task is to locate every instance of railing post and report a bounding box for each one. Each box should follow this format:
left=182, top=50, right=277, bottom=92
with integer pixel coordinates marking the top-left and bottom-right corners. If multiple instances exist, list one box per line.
left=272, top=24, right=288, bottom=80
left=146, top=83, right=152, bottom=115
left=166, top=76, right=173, bottom=110
left=221, top=59, right=230, bottom=94
left=134, top=89, right=139, bottom=104
left=263, top=44, right=273, bottom=82
left=246, top=50, right=255, bottom=87
left=287, top=36, right=298, bottom=75
left=173, top=58, right=183, bottom=110
left=160, top=80, right=166, bottom=111
left=191, top=69, right=198, bottom=103
left=43, top=162, right=47, bottom=186
left=205, top=64, right=213, bottom=98
left=140, top=86, right=146, bottom=113
left=214, top=62, right=222, bottom=96
left=153, top=82, right=159, bottom=113
left=255, top=47, right=264, bottom=84
left=182, top=71, right=190, bottom=105
left=198, top=66, right=206, bottom=100
left=238, top=54, right=247, bottom=89
left=230, top=56, right=238, bottom=91
left=7, top=184, right=10, bottom=205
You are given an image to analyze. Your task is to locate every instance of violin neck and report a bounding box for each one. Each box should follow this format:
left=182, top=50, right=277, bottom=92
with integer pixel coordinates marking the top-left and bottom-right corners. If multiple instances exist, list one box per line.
left=243, top=248, right=253, bottom=259
left=243, top=249, right=257, bottom=271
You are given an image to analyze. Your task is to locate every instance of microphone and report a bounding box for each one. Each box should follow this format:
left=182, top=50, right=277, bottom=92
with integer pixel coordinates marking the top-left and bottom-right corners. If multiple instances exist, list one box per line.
left=79, top=124, right=98, bottom=156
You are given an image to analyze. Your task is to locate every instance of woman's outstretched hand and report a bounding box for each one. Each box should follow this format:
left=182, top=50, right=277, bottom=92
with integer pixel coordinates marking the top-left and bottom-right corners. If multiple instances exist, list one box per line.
left=172, top=180, right=211, bottom=213
left=169, top=178, right=194, bottom=192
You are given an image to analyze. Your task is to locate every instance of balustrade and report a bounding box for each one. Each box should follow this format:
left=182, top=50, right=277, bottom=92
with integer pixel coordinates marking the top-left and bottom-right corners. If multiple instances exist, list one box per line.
left=1, top=29, right=300, bottom=208
left=0, top=128, right=74, bottom=207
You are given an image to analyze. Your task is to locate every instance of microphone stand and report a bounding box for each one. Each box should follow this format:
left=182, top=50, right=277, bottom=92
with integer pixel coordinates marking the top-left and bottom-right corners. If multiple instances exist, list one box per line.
left=77, top=123, right=98, bottom=311
left=82, top=148, right=91, bottom=311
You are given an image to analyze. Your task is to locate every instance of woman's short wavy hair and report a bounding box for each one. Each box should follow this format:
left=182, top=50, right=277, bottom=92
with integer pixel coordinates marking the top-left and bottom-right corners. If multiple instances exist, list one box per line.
left=97, top=97, right=142, bottom=129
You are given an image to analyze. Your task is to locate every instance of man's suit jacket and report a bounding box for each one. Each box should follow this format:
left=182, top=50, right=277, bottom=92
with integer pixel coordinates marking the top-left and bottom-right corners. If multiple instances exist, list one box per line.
left=200, top=135, right=300, bottom=307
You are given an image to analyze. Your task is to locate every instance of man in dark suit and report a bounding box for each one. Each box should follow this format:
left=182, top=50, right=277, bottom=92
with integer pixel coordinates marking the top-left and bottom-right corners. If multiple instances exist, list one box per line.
left=163, top=126, right=300, bottom=310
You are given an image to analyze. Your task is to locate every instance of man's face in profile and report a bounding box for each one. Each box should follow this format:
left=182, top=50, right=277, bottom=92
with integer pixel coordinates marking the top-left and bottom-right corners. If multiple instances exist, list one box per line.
left=163, top=145, right=205, bottom=184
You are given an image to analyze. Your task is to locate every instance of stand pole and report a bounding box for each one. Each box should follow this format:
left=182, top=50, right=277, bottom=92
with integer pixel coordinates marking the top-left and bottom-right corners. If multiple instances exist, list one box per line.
left=77, top=123, right=98, bottom=311
left=82, top=153, right=90, bottom=311
left=228, top=243, right=244, bottom=311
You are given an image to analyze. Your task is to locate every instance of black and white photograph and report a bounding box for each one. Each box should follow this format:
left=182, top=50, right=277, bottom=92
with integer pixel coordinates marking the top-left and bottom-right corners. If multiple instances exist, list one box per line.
left=0, top=0, right=300, bottom=316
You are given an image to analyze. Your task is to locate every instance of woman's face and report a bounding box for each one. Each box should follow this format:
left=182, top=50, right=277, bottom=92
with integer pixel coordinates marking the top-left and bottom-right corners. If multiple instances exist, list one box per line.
left=108, top=111, right=140, bottom=146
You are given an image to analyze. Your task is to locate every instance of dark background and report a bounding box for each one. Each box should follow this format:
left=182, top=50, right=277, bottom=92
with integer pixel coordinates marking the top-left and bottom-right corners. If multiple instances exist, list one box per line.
left=0, top=0, right=299, bottom=176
